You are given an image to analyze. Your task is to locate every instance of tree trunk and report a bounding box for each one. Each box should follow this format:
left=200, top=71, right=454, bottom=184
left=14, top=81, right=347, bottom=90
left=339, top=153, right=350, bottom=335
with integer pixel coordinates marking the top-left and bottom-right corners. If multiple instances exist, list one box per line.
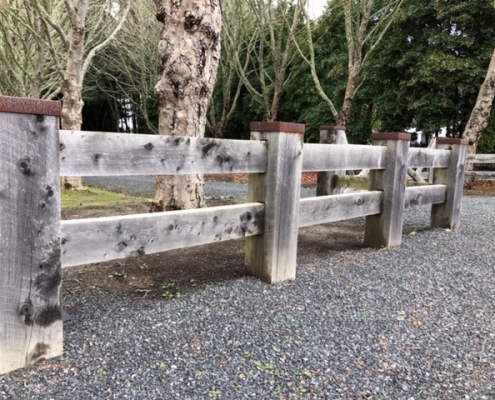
left=462, top=45, right=495, bottom=155
left=337, top=72, right=358, bottom=126
left=151, top=0, right=222, bottom=211
left=60, top=7, right=87, bottom=191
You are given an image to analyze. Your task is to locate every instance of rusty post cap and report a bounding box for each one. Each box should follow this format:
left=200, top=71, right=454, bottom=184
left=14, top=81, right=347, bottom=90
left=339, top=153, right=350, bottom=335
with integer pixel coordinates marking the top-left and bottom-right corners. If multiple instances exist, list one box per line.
left=250, top=121, right=305, bottom=134
left=0, top=95, right=61, bottom=116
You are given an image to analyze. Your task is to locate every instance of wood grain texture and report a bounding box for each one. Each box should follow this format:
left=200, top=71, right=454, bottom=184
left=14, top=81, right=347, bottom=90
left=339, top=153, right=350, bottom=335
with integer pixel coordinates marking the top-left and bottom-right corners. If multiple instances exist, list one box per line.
left=431, top=142, right=467, bottom=229
left=466, top=154, right=495, bottom=164
left=364, top=138, right=409, bottom=248
left=61, top=203, right=264, bottom=268
left=298, top=191, right=383, bottom=227
left=246, top=130, right=304, bottom=283
left=303, top=143, right=387, bottom=172
left=407, top=148, right=450, bottom=168
left=404, top=185, right=447, bottom=209
left=59, top=130, right=267, bottom=176
left=0, top=112, right=62, bottom=374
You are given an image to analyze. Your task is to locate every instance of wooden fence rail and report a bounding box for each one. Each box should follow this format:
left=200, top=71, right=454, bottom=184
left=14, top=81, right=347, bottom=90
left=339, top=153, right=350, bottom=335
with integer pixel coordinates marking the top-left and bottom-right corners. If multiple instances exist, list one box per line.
left=466, top=153, right=495, bottom=180
left=0, top=96, right=468, bottom=374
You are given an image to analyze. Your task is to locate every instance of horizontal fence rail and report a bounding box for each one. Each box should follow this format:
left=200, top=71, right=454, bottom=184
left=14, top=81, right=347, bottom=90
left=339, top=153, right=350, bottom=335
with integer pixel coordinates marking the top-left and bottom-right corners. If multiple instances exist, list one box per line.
left=298, top=191, right=383, bottom=227
left=464, top=171, right=495, bottom=179
left=302, top=143, right=387, bottom=171
left=61, top=203, right=264, bottom=267
left=467, top=154, right=495, bottom=164
left=59, top=130, right=268, bottom=176
left=407, top=148, right=450, bottom=168
left=466, top=154, right=495, bottom=180
left=404, top=185, right=447, bottom=209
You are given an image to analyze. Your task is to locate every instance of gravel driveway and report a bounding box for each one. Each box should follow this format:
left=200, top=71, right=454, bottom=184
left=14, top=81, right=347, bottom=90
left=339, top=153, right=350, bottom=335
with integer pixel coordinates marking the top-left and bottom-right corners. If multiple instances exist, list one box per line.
left=1, top=196, right=495, bottom=399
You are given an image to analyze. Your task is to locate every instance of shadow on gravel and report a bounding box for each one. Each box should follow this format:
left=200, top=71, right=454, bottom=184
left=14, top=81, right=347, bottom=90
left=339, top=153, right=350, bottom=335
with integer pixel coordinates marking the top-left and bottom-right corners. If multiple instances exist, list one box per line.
left=62, top=219, right=367, bottom=304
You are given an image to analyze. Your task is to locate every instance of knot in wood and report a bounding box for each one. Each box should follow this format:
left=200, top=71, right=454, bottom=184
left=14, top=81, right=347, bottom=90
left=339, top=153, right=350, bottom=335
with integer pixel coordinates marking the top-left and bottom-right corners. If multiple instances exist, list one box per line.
left=19, top=157, right=33, bottom=176
left=20, top=302, right=33, bottom=317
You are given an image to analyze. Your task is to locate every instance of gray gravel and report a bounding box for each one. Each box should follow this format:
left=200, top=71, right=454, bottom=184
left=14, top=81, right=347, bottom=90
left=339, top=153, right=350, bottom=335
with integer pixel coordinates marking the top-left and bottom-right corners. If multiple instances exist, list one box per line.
left=2, top=196, right=495, bottom=399
left=81, top=176, right=317, bottom=200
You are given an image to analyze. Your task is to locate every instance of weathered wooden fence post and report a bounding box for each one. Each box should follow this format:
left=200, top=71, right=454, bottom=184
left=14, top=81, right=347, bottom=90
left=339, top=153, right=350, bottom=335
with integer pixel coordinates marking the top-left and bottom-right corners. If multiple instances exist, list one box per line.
left=0, top=96, right=63, bottom=374
left=316, top=126, right=347, bottom=196
left=246, top=122, right=305, bottom=283
left=431, top=137, right=468, bottom=229
left=364, top=133, right=410, bottom=248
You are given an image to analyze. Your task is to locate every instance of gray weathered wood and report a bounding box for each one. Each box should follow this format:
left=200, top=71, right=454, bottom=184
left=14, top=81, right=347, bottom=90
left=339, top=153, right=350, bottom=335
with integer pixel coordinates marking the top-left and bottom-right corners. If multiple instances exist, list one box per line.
left=407, top=148, right=450, bottom=168
left=364, top=134, right=410, bottom=248
left=298, top=191, right=383, bottom=228
left=0, top=112, right=63, bottom=374
left=431, top=139, right=468, bottom=229
left=316, top=127, right=347, bottom=196
left=303, top=143, right=387, bottom=172
left=466, top=154, right=495, bottom=164
left=464, top=171, right=495, bottom=179
left=59, top=130, right=267, bottom=176
left=404, top=185, right=446, bottom=209
left=246, top=123, right=304, bottom=283
left=61, top=203, right=264, bottom=268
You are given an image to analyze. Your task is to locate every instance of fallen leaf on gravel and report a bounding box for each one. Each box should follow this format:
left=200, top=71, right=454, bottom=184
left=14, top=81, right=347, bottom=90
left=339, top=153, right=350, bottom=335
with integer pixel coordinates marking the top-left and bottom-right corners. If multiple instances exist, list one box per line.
left=411, top=316, right=423, bottom=326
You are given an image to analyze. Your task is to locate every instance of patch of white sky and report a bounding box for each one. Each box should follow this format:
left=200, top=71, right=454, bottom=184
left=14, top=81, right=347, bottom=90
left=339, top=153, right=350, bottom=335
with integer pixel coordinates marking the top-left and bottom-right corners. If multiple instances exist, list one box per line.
left=306, top=0, right=328, bottom=18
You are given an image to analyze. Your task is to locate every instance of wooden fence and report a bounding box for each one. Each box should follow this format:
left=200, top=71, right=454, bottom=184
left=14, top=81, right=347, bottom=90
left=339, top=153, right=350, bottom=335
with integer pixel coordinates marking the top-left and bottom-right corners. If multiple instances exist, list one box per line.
left=0, top=96, right=468, bottom=374
left=466, top=154, right=495, bottom=181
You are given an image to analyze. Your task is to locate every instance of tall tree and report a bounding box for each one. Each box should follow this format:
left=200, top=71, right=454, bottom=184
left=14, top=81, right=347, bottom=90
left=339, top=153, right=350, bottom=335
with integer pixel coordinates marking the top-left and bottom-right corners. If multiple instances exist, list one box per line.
left=207, top=0, right=252, bottom=137
left=463, top=1, right=495, bottom=155
left=0, top=0, right=132, bottom=189
left=151, top=0, right=222, bottom=211
left=0, top=0, right=63, bottom=98
left=86, top=0, right=161, bottom=134
left=294, top=0, right=405, bottom=128
left=360, top=0, right=495, bottom=141
left=231, top=0, right=306, bottom=122
left=58, top=0, right=132, bottom=189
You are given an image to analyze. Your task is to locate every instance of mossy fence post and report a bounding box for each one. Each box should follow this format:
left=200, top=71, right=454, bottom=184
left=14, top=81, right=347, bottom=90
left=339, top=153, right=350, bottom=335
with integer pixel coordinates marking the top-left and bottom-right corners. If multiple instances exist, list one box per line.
left=0, top=96, right=63, bottom=374
left=246, top=122, right=305, bottom=283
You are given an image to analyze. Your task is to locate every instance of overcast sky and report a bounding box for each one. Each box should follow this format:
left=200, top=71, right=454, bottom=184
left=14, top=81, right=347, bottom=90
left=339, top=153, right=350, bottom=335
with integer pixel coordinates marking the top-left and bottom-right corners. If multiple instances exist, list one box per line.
left=306, top=0, right=328, bottom=18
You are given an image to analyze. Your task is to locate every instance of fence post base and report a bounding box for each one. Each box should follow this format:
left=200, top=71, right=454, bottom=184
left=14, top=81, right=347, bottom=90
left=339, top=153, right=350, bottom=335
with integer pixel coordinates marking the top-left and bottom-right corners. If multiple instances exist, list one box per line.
left=431, top=138, right=468, bottom=229
left=364, top=132, right=410, bottom=248
left=246, top=122, right=304, bottom=283
left=0, top=96, right=63, bottom=375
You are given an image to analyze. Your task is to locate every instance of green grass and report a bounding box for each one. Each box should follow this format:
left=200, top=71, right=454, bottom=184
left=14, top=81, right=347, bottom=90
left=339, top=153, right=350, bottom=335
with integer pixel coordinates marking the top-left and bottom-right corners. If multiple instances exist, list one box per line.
left=61, top=187, right=148, bottom=210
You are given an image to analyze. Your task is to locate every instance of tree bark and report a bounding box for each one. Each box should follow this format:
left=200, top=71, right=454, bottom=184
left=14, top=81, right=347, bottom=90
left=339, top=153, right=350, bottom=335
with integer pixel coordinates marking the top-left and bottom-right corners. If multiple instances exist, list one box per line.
left=462, top=45, right=495, bottom=155
left=151, top=0, right=222, bottom=211
left=337, top=72, right=358, bottom=126
left=60, top=1, right=89, bottom=191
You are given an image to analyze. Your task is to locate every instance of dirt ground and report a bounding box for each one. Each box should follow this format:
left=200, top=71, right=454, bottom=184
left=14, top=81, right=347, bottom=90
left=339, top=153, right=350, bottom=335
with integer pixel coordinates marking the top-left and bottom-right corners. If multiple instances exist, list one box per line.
left=62, top=175, right=495, bottom=301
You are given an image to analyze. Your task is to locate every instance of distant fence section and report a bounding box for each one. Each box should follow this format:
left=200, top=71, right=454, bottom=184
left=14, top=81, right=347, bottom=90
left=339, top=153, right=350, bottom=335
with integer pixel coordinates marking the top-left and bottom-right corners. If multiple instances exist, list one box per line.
left=466, top=154, right=495, bottom=181
left=0, top=95, right=468, bottom=375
